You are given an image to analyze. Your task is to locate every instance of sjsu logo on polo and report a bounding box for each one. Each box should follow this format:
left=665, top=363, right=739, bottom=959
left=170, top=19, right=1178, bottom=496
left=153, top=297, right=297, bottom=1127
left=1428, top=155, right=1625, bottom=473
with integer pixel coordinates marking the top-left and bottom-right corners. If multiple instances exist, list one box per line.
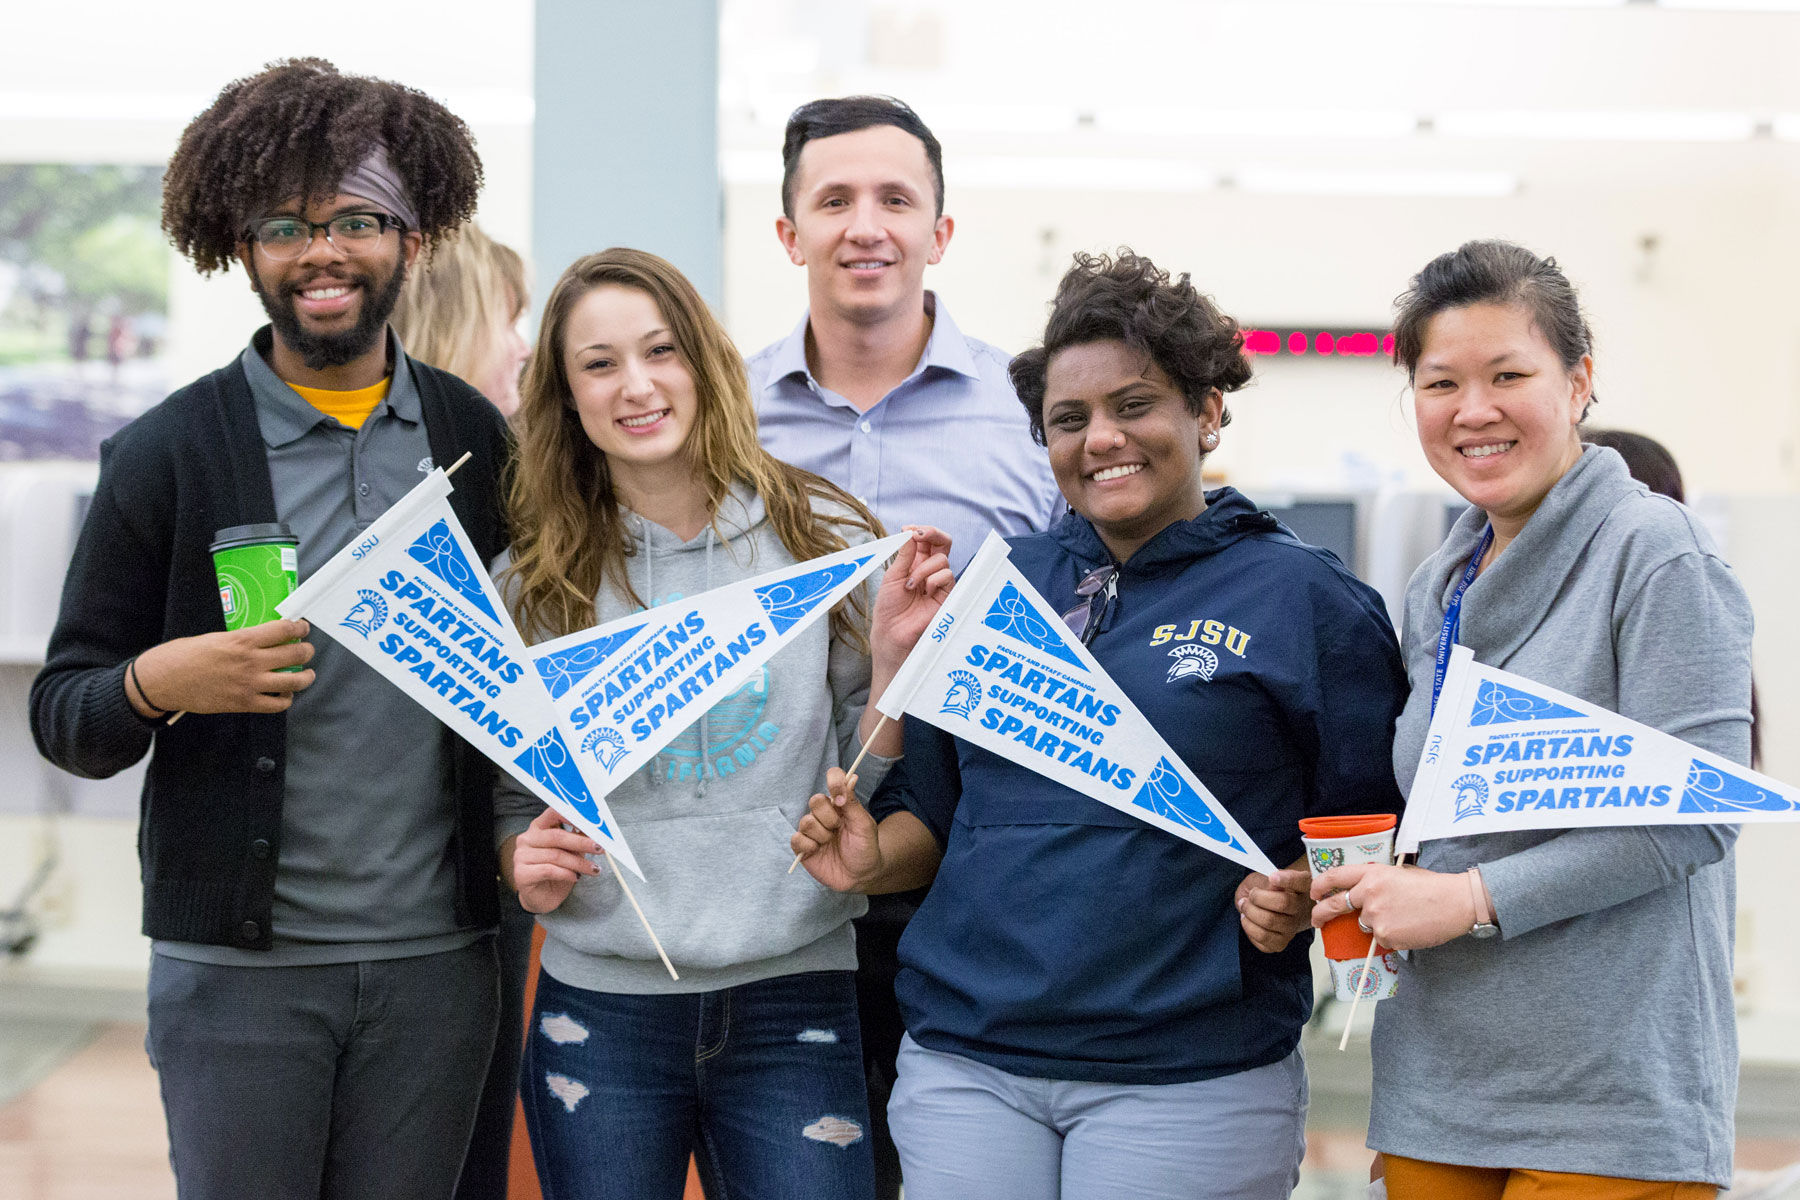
left=1166, top=644, right=1218, bottom=683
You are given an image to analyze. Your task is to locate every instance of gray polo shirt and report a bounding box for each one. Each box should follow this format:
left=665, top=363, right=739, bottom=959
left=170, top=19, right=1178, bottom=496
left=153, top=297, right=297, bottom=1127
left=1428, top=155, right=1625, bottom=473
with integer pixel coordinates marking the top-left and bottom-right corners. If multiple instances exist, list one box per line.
left=155, top=328, right=483, bottom=966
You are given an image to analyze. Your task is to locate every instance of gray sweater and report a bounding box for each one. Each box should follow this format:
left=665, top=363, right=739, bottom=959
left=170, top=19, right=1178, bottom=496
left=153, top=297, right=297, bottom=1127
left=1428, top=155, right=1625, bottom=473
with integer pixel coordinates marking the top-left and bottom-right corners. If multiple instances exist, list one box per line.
left=495, top=485, right=894, bottom=994
left=1372, top=445, right=1753, bottom=1186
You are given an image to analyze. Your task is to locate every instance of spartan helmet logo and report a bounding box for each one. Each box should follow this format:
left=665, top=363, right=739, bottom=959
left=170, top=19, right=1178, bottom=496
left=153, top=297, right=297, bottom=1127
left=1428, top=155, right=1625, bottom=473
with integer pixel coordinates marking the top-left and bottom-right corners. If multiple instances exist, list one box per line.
left=1166, top=644, right=1218, bottom=683
left=1452, top=773, right=1490, bottom=822
left=582, top=727, right=628, bottom=773
left=340, top=589, right=388, bottom=638
left=940, top=670, right=981, bottom=719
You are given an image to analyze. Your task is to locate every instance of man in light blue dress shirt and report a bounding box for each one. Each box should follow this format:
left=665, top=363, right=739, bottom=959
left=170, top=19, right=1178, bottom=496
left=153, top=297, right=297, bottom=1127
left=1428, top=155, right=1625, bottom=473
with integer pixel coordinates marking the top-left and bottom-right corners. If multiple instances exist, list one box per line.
left=746, top=96, right=1060, bottom=574
left=743, top=96, right=1062, bottom=1200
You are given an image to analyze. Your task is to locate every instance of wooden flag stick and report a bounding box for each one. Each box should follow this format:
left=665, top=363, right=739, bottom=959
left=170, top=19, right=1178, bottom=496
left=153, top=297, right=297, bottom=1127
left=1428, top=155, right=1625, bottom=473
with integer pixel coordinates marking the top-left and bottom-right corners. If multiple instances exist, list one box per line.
left=610, top=859, right=679, bottom=981
left=1338, top=851, right=1409, bottom=1051
left=788, top=713, right=889, bottom=874
left=444, top=450, right=473, bottom=477
left=1338, top=936, right=1384, bottom=1052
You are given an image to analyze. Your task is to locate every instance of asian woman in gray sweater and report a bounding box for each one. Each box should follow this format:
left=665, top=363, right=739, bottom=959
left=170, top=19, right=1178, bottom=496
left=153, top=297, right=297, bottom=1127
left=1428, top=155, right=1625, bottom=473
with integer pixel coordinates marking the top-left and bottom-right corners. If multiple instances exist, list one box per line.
left=1311, top=241, right=1751, bottom=1199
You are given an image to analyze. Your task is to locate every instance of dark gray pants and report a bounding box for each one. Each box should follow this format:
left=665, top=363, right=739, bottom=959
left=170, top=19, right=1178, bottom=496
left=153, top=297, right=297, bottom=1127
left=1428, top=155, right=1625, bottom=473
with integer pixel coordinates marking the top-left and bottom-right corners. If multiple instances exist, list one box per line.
left=146, top=940, right=500, bottom=1200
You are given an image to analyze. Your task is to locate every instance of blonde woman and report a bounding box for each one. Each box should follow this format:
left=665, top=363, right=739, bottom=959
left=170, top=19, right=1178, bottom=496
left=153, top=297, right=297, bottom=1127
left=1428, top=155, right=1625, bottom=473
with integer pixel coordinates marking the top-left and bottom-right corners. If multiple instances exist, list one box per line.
left=496, top=248, right=951, bottom=1200
left=393, top=223, right=530, bottom=416
left=392, top=220, right=532, bottom=1200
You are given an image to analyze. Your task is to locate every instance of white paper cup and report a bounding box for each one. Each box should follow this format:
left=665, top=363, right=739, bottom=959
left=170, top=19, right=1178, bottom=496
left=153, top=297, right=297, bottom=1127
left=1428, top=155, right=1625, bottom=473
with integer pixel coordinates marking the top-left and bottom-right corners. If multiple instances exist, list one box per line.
left=1303, top=827, right=1395, bottom=877
left=1327, top=949, right=1402, bottom=1002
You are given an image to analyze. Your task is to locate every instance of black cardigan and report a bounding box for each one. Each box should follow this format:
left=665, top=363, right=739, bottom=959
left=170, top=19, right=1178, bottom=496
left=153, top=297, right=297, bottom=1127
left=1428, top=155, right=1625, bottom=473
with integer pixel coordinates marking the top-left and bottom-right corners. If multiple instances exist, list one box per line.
left=29, top=343, right=514, bottom=948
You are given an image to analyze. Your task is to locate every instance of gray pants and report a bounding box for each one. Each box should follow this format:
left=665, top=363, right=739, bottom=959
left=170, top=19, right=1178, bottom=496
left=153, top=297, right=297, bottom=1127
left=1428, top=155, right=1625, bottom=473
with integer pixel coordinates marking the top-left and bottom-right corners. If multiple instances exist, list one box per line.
left=888, top=1035, right=1308, bottom=1200
left=146, top=940, right=499, bottom=1200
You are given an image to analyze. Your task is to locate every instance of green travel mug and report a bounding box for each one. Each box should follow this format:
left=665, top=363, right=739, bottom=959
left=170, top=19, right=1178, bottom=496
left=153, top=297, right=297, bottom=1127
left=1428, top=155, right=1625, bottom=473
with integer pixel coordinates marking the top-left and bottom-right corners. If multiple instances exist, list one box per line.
left=211, top=524, right=301, bottom=666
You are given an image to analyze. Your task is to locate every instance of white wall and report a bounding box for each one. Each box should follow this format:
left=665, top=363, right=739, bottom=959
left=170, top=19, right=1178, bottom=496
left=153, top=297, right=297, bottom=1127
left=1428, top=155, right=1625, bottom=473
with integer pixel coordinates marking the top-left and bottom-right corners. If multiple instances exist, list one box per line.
left=5, top=0, right=1799, bottom=1057
left=718, top=1, right=1800, bottom=497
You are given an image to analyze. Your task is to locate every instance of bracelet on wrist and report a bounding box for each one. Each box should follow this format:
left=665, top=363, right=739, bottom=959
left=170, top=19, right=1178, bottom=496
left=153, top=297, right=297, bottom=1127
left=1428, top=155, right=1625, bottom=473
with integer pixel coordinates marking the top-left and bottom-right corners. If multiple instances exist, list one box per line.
left=1466, top=867, right=1500, bottom=939
left=127, top=655, right=171, bottom=720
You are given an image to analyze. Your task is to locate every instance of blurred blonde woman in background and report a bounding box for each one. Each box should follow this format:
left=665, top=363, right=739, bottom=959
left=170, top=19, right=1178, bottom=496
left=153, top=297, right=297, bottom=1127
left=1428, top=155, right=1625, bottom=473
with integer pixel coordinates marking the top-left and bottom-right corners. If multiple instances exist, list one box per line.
left=394, top=222, right=531, bottom=417
left=391, top=220, right=533, bottom=1200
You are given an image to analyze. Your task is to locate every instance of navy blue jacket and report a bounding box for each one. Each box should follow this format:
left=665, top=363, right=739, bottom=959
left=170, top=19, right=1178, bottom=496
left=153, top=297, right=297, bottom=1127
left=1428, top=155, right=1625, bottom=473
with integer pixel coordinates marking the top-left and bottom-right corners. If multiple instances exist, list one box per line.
left=875, top=490, right=1407, bottom=1084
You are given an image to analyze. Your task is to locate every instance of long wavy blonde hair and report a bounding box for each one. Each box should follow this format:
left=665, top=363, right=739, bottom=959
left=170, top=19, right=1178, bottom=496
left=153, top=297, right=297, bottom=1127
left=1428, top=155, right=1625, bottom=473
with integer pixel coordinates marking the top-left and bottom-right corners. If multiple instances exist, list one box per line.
left=505, top=247, right=879, bottom=645
left=392, top=224, right=527, bottom=404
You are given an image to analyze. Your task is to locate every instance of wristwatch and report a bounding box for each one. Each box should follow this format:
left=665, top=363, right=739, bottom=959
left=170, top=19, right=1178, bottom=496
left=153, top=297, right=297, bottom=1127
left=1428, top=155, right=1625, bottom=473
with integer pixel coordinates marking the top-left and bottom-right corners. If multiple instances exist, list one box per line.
left=1467, top=867, right=1500, bottom=939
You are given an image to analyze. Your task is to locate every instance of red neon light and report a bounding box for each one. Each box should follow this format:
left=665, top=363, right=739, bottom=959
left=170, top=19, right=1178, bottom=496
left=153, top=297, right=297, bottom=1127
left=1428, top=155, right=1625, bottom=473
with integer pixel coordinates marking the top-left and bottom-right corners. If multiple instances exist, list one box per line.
left=1240, top=328, right=1396, bottom=359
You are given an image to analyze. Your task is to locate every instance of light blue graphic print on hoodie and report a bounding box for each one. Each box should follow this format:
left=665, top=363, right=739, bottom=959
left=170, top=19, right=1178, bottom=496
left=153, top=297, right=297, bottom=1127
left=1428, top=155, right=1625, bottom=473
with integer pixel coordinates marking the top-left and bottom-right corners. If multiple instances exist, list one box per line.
left=494, top=484, right=895, bottom=994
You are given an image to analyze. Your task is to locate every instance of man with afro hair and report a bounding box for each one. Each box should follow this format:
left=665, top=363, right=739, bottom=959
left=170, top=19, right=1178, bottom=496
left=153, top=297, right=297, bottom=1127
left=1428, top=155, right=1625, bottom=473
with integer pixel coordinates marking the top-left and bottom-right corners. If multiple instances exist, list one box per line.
left=31, top=59, right=513, bottom=1199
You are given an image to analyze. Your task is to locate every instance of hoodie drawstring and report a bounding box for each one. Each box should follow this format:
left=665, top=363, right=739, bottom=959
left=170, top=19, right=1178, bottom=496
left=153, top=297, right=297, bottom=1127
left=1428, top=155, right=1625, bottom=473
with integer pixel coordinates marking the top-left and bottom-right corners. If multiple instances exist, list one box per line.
left=642, top=517, right=665, bottom=789
left=696, top=527, right=715, bottom=799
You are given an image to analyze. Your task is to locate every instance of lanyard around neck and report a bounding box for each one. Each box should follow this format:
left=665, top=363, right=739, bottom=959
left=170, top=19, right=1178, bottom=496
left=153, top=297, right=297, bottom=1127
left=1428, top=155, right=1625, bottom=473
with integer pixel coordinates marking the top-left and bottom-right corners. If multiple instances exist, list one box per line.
left=1430, top=524, right=1494, bottom=717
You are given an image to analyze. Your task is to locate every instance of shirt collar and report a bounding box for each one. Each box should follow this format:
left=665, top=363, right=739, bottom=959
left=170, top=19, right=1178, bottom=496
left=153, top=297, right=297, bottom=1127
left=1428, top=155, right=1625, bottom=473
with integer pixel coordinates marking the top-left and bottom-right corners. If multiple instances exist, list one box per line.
left=915, top=292, right=981, bottom=381
left=243, top=325, right=420, bottom=448
left=772, top=291, right=984, bottom=390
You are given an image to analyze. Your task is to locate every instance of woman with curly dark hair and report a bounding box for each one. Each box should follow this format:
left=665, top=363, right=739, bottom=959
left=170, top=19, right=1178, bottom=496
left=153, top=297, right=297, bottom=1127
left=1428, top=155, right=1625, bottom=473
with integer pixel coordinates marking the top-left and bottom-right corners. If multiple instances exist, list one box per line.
left=791, top=250, right=1408, bottom=1198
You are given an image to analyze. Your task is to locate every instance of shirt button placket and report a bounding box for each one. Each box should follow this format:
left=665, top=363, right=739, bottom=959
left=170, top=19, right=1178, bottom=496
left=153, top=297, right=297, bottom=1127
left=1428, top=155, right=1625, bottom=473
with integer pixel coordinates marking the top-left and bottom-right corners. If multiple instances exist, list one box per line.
left=851, top=411, right=878, bottom=512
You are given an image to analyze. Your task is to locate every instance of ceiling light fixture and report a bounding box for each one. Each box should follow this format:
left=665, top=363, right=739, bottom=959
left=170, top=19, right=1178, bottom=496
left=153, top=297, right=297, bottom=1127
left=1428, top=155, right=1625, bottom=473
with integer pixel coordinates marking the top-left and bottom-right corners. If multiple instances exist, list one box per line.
left=1435, top=109, right=1757, bottom=141
left=1095, top=108, right=1418, bottom=140
left=1234, top=167, right=1518, bottom=197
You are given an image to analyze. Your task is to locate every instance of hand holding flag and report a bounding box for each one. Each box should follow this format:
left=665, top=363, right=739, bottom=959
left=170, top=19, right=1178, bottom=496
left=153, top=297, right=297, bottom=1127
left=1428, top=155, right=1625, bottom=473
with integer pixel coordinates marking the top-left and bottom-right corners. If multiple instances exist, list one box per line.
left=869, top=527, right=958, bottom=671
left=505, top=806, right=607, bottom=914
left=859, top=525, right=957, bottom=761
left=1235, top=861, right=1315, bottom=953
left=788, top=768, right=880, bottom=892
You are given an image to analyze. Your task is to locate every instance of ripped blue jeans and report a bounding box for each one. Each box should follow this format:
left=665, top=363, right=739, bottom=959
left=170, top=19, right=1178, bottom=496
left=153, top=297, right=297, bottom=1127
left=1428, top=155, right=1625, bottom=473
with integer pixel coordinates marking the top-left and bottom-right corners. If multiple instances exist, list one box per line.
left=522, top=968, right=874, bottom=1200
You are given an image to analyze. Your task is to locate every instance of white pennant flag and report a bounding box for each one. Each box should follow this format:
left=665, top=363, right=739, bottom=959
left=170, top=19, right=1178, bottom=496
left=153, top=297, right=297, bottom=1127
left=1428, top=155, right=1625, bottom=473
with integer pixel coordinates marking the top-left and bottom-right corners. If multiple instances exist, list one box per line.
left=277, top=469, right=644, bottom=879
left=528, top=532, right=914, bottom=792
left=875, top=532, right=1278, bottom=875
left=1397, top=643, right=1797, bottom=855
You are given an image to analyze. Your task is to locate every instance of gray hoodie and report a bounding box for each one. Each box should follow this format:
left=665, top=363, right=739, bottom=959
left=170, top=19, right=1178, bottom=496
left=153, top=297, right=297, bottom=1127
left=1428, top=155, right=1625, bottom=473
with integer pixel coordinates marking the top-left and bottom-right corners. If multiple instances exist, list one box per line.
left=1371, top=445, right=1754, bottom=1186
left=496, top=485, right=894, bottom=994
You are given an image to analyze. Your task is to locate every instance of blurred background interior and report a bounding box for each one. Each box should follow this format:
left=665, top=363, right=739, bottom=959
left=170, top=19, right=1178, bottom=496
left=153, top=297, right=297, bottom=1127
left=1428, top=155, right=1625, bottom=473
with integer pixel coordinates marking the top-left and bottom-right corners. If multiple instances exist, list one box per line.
left=2, top=1, right=1798, bottom=1196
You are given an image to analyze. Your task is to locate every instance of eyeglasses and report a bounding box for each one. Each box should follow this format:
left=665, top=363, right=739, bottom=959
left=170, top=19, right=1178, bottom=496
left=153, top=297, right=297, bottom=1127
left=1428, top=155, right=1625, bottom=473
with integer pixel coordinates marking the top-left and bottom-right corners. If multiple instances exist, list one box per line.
left=1059, top=564, right=1117, bottom=646
left=244, top=211, right=405, bottom=261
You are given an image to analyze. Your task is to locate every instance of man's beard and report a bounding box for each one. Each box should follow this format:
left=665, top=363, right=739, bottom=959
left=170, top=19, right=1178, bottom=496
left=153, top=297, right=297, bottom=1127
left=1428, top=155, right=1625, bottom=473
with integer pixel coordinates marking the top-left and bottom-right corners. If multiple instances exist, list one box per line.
left=251, top=256, right=408, bottom=371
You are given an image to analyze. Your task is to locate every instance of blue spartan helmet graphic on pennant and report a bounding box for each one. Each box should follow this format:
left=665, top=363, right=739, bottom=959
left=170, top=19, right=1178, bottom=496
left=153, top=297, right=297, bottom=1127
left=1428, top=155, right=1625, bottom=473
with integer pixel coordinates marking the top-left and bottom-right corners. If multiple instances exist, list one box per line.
left=1131, top=757, right=1244, bottom=851
left=982, top=582, right=1086, bottom=670
left=408, top=519, right=501, bottom=624
left=512, top=728, right=612, bottom=839
left=940, top=670, right=981, bottom=718
left=754, top=555, right=872, bottom=635
left=1451, top=774, right=1490, bottom=822
left=339, top=589, right=388, bottom=638
left=1679, top=760, right=1796, bottom=814
left=580, top=727, right=629, bottom=773
left=535, top=625, right=647, bottom=701
left=1469, top=679, right=1584, bottom=726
